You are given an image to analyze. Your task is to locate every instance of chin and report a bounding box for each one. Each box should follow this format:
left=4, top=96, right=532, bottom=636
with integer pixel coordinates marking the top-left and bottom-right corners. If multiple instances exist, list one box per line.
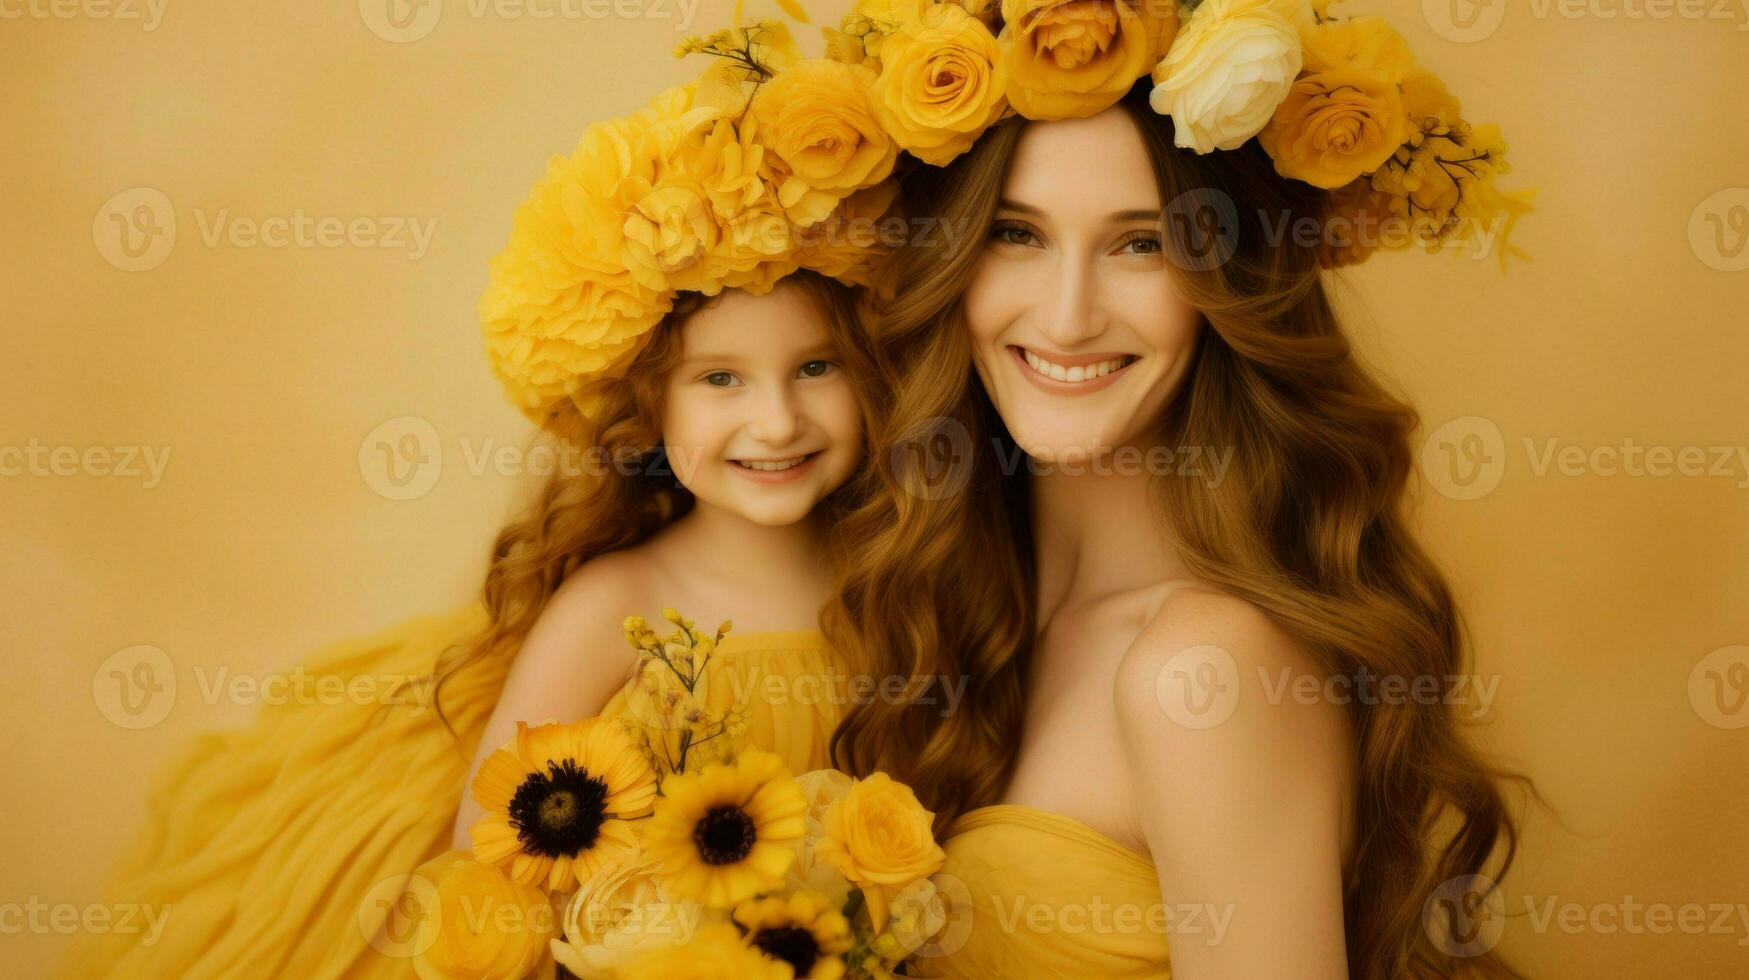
left=1004, top=410, right=1128, bottom=463
left=735, top=500, right=818, bottom=527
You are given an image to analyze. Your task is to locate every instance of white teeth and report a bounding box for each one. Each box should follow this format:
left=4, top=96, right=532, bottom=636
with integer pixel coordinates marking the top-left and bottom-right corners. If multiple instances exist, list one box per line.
left=1021, top=349, right=1134, bottom=383
left=739, top=456, right=808, bottom=471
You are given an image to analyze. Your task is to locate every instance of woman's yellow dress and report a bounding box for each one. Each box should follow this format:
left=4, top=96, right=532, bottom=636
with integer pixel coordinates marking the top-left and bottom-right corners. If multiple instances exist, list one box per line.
left=911, top=803, right=1174, bottom=979
left=58, top=603, right=842, bottom=979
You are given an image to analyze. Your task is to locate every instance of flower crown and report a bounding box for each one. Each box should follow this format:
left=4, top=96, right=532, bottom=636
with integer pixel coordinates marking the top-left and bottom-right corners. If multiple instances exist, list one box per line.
left=481, top=0, right=1529, bottom=425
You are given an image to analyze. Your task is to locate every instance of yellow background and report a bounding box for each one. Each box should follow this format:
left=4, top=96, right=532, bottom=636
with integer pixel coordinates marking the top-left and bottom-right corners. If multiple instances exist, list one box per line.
left=3, top=0, right=1746, bottom=975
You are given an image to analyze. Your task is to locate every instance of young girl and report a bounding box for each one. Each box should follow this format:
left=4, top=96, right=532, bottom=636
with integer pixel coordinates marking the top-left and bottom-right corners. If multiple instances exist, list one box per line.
left=449, top=270, right=879, bottom=848
left=62, top=56, right=901, bottom=976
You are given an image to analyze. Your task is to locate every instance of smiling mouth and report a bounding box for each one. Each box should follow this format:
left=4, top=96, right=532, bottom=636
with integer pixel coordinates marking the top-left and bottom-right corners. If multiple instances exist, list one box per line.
left=1011, top=346, right=1139, bottom=384
left=731, top=452, right=818, bottom=472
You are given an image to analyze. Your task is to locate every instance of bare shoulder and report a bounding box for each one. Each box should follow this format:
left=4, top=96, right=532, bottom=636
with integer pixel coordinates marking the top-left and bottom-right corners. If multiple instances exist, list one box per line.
left=1113, top=585, right=1355, bottom=820
left=509, top=545, right=658, bottom=687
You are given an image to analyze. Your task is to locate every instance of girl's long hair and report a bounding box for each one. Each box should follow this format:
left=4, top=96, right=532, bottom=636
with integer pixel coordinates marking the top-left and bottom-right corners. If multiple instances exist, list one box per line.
left=824, top=82, right=1527, bottom=979
left=429, top=271, right=878, bottom=739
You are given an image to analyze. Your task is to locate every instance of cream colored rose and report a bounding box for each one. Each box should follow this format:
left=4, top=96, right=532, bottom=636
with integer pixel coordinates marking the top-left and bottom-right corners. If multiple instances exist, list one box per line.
left=1149, top=0, right=1311, bottom=154
left=549, top=850, right=710, bottom=979
left=871, top=3, right=1008, bottom=166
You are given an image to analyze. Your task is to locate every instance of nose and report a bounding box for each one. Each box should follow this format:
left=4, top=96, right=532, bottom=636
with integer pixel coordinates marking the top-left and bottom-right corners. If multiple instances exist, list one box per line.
left=1036, top=253, right=1109, bottom=348
left=745, top=381, right=803, bottom=447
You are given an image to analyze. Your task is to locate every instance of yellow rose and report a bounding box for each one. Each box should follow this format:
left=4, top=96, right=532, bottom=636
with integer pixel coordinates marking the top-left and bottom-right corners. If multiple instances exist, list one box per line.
left=549, top=850, right=709, bottom=978
left=750, top=59, right=899, bottom=226
left=871, top=3, right=1008, bottom=166
left=617, top=921, right=791, bottom=980
left=412, top=853, right=556, bottom=980
left=815, top=772, right=945, bottom=932
left=1258, top=68, right=1408, bottom=189
left=1149, top=0, right=1310, bottom=154
left=997, top=0, right=1179, bottom=120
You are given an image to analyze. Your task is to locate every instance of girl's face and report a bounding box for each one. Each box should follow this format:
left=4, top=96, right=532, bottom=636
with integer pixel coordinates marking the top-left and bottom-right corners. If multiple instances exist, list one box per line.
left=963, top=107, right=1202, bottom=462
left=661, top=281, right=863, bottom=527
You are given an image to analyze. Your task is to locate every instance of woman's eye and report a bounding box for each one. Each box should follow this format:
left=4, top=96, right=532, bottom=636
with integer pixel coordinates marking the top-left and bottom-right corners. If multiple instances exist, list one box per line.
left=798, top=360, right=835, bottom=378
left=703, top=371, right=740, bottom=387
left=1115, top=230, right=1163, bottom=256
left=991, top=221, right=1040, bottom=248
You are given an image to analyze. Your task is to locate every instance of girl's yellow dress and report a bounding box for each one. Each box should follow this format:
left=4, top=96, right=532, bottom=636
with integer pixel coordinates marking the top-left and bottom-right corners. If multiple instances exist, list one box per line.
left=911, top=803, right=1174, bottom=979
left=59, top=602, right=842, bottom=979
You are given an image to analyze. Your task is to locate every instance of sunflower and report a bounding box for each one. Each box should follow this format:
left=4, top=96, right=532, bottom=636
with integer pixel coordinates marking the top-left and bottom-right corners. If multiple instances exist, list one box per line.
left=643, top=749, right=808, bottom=907
left=734, top=890, right=854, bottom=980
left=470, top=719, right=659, bottom=892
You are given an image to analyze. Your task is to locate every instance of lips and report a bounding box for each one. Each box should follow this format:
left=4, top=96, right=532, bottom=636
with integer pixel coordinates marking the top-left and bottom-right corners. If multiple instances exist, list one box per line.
left=1008, top=345, right=1138, bottom=393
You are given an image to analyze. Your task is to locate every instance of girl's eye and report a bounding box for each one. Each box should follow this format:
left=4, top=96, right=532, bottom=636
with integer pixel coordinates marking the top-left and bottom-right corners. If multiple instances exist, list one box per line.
left=798, top=360, right=835, bottom=379
left=1115, top=229, right=1163, bottom=256
left=703, top=371, right=740, bottom=387
left=990, top=220, right=1041, bottom=248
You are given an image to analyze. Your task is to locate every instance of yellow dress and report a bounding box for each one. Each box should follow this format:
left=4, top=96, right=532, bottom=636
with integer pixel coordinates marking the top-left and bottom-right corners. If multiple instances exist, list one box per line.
left=911, top=804, right=1173, bottom=979
left=59, top=602, right=842, bottom=980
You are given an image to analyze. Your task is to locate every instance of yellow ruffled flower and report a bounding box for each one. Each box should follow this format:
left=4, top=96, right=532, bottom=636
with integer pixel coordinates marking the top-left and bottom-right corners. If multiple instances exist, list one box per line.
left=469, top=719, right=659, bottom=892
left=1297, top=13, right=1415, bottom=79
left=733, top=890, right=854, bottom=979
left=643, top=749, right=809, bottom=908
left=617, top=921, right=791, bottom=980
left=997, top=0, right=1178, bottom=120
left=412, top=851, right=556, bottom=980
left=870, top=3, right=1008, bottom=166
left=479, top=84, right=719, bottom=422
left=792, top=181, right=902, bottom=292
left=750, top=59, right=899, bottom=227
left=814, top=772, right=945, bottom=933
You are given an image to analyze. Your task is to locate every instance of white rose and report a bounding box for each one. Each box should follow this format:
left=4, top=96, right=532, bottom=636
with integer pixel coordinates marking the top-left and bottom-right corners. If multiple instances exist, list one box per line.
left=1148, top=0, right=1311, bottom=154
left=548, top=850, right=707, bottom=978
left=784, top=769, right=857, bottom=904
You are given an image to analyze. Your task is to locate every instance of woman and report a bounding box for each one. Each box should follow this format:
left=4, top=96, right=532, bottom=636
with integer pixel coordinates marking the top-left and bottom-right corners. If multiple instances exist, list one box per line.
left=825, top=83, right=1524, bottom=979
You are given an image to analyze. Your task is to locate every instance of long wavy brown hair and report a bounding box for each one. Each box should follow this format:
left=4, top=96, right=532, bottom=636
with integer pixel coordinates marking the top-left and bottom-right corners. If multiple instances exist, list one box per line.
left=824, top=83, right=1527, bottom=979
left=427, top=271, right=879, bottom=741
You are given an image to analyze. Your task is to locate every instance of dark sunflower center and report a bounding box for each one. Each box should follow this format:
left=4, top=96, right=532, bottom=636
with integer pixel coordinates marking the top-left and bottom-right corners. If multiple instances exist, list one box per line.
left=753, top=925, right=821, bottom=977
left=692, top=804, right=757, bottom=865
left=507, top=759, right=609, bottom=857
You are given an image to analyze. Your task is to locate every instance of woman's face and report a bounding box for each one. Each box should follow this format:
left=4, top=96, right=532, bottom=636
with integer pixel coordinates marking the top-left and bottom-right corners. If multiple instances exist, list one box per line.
left=661, top=281, right=863, bottom=526
left=963, top=106, right=1202, bottom=462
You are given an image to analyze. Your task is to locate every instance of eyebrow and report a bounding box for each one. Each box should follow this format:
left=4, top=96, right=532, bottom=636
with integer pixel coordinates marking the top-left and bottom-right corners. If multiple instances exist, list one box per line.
left=997, top=198, right=1161, bottom=223
left=679, top=342, right=840, bottom=366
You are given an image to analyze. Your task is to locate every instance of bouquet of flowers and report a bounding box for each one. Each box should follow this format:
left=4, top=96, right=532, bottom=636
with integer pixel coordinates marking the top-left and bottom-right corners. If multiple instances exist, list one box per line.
left=409, top=610, right=949, bottom=980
